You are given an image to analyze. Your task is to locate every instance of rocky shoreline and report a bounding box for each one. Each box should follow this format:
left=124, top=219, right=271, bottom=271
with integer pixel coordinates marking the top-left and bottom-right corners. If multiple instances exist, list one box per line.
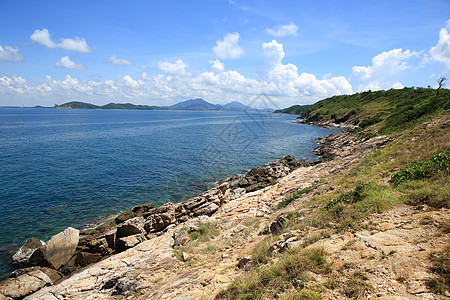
left=0, top=154, right=314, bottom=299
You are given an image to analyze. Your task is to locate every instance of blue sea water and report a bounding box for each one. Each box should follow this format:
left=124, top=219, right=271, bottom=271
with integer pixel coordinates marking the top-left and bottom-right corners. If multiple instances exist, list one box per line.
left=0, top=108, right=337, bottom=278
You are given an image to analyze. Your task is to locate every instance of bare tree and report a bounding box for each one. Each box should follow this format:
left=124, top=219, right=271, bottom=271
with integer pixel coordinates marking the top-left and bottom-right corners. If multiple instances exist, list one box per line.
left=436, top=76, right=446, bottom=96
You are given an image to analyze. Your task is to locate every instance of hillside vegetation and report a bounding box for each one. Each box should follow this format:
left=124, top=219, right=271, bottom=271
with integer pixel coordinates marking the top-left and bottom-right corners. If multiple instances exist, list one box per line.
left=280, top=87, right=450, bottom=134
left=217, top=88, right=450, bottom=299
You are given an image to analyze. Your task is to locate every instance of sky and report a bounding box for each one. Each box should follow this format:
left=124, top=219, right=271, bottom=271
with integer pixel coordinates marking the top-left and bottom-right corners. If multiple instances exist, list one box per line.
left=0, top=0, right=449, bottom=108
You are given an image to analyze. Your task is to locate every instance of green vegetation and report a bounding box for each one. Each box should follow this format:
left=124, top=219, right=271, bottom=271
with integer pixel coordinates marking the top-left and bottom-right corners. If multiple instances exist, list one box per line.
left=285, top=87, right=449, bottom=133
left=391, top=150, right=449, bottom=186
left=216, top=247, right=330, bottom=299
left=274, top=104, right=313, bottom=116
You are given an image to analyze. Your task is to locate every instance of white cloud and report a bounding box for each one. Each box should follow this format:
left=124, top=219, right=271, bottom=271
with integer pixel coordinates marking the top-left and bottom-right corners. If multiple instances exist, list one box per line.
left=30, top=28, right=92, bottom=53
left=209, top=59, right=224, bottom=73
left=157, top=59, right=188, bottom=76
left=266, top=23, right=299, bottom=37
left=107, top=55, right=133, bottom=66
left=1, top=40, right=356, bottom=107
left=213, top=32, right=245, bottom=59
left=430, top=21, right=450, bottom=70
left=0, top=45, right=23, bottom=62
left=55, top=56, right=87, bottom=70
left=351, top=48, right=417, bottom=91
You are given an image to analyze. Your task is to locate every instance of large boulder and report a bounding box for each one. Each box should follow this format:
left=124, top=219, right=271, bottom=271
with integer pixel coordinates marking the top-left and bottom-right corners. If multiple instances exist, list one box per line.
left=115, top=234, right=146, bottom=252
left=0, top=269, right=52, bottom=299
left=29, top=227, right=80, bottom=270
left=116, top=217, right=146, bottom=239
left=11, top=237, right=44, bottom=267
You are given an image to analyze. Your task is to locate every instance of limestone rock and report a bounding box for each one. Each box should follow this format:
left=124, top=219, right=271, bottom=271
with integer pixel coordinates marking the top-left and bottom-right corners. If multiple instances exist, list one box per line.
left=194, top=202, right=219, bottom=216
left=12, top=237, right=44, bottom=267
left=115, top=209, right=135, bottom=224
left=29, top=227, right=80, bottom=270
left=0, top=269, right=52, bottom=299
left=116, top=217, right=145, bottom=239
left=115, top=234, right=146, bottom=252
left=132, top=202, right=155, bottom=216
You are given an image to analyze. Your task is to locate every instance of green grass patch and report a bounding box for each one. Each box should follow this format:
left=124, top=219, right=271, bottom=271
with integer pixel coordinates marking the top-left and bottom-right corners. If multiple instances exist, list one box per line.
left=391, top=150, right=450, bottom=186
left=216, top=247, right=330, bottom=299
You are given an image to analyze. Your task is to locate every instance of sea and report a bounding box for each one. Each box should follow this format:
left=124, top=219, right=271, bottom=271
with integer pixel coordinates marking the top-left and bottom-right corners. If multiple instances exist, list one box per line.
left=0, top=107, right=338, bottom=278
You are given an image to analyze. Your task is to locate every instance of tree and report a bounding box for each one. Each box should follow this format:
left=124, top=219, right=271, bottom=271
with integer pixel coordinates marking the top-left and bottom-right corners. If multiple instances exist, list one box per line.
left=436, top=77, right=446, bottom=96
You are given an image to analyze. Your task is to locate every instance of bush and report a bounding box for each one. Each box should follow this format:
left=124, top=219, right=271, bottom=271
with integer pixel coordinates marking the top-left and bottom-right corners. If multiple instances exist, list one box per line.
left=359, top=116, right=383, bottom=128
left=391, top=151, right=450, bottom=186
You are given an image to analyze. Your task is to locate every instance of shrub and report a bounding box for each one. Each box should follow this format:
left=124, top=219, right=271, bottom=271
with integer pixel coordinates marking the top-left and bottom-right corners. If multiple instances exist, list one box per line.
left=391, top=151, right=450, bottom=186
left=359, top=116, right=383, bottom=128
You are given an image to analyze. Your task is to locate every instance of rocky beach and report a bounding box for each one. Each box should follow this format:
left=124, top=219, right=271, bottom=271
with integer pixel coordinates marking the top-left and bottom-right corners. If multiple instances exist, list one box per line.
left=1, top=107, right=449, bottom=299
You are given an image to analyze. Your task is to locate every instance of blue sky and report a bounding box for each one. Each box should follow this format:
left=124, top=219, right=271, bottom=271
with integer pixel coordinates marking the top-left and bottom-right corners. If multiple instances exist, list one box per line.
left=0, top=0, right=449, bottom=108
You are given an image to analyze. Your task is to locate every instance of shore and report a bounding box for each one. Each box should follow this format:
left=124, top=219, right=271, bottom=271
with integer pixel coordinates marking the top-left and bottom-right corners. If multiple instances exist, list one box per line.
left=1, top=122, right=449, bottom=299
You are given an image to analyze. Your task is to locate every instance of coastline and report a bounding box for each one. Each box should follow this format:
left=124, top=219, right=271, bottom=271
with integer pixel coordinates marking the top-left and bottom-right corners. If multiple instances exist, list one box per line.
left=13, top=129, right=391, bottom=299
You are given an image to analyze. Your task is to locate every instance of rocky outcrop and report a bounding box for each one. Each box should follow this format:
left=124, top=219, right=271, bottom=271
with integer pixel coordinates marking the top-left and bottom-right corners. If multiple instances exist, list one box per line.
left=223, top=155, right=310, bottom=192
left=11, top=238, right=44, bottom=267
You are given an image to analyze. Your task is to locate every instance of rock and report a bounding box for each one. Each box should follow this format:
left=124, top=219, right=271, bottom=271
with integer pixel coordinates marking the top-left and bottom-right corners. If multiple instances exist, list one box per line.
left=87, top=237, right=110, bottom=254
left=115, top=209, right=135, bottom=224
left=10, top=267, right=61, bottom=283
left=237, top=256, right=251, bottom=269
left=12, top=237, right=44, bottom=267
left=0, top=269, right=52, bottom=299
left=270, top=215, right=287, bottom=234
left=194, top=202, right=219, bottom=216
left=29, top=227, right=79, bottom=270
left=144, top=211, right=176, bottom=233
left=44, top=227, right=80, bottom=270
left=104, top=230, right=116, bottom=249
left=172, top=231, right=189, bottom=247
left=115, top=234, right=146, bottom=252
left=116, top=217, right=146, bottom=239
left=132, top=202, right=156, bottom=216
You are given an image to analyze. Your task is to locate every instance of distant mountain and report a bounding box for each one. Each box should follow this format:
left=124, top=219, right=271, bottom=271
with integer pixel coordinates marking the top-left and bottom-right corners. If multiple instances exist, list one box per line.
left=100, top=102, right=165, bottom=110
left=168, top=98, right=260, bottom=111
left=54, top=101, right=165, bottom=110
left=53, top=99, right=261, bottom=112
left=222, top=101, right=251, bottom=111
left=169, top=98, right=223, bottom=111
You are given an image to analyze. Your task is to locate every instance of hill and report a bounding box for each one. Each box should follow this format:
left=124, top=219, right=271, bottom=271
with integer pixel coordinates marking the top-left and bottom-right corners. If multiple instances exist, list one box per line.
left=54, top=101, right=99, bottom=109
left=273, top=104, right=312, bottom=115
left=54, top=101, right=165, bottom=110
left=168, top=98, right=223, bottom=111
left=293, top=87, right=450, bottom=134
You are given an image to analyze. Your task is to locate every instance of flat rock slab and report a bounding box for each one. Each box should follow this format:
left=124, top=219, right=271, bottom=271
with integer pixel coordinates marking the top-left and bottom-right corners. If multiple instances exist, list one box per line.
left=44, top=227, right=80, bottom=269
left=0, top=269, right=52, bottom=299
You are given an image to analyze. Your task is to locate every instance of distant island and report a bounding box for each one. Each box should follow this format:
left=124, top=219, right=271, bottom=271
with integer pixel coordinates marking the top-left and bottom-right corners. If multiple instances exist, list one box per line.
left=53, top=98, right=261, bottom=112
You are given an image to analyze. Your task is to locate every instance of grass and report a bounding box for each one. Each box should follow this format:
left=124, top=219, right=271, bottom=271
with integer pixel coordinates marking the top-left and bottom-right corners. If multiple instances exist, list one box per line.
left=216, top=247, right=330, bottom=299
left=343, top=272, right=372, bottom=299
left=278, top=185, right=316, bottom=208
left=427, top=245, right=450, bottom=295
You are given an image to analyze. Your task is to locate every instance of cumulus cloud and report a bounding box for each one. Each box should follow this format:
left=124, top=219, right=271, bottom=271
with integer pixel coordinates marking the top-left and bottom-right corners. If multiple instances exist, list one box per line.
left=0, top=45, right=23, bottom=62
left=107, top=55, right=133, bottom=66
left=55, top=56, right=87, bottom=70
left=157, top=59, right=188, bottom=76
left=266, top=23, right=299, bottom=37
left=213, top=33, right=245, bottom=59
left=30, top=28, right=92, bottom=53
left=430, top=21, right=450, bottom=70
left=351, top=48, right=417, bottom=91
left=1, top=40, right=357, bottom=107
left=209, top=59, right=224, bottom=72
left=261, top=40, right=353, bottom=98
